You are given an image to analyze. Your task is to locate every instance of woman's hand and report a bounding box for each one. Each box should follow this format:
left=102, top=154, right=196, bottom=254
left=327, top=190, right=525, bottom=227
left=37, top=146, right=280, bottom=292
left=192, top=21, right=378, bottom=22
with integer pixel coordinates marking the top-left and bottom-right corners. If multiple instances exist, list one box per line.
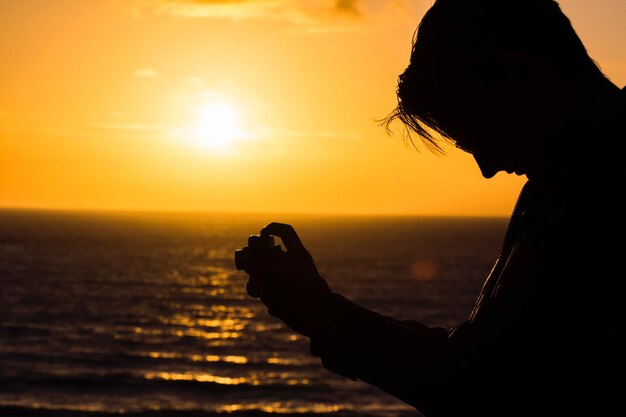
left=241, top=222, right=332, bottom=338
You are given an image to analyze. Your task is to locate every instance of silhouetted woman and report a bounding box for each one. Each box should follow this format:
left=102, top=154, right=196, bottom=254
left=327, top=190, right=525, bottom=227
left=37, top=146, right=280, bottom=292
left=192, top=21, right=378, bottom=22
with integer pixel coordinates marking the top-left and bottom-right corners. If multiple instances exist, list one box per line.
left=239, top=1, right=625, bottom=415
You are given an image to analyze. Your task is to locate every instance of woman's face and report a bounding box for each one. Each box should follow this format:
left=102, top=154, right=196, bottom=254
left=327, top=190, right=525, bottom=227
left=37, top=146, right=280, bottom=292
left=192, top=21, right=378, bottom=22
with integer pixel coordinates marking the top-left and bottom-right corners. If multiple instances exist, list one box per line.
left=440, top=55, right=567, bottom=180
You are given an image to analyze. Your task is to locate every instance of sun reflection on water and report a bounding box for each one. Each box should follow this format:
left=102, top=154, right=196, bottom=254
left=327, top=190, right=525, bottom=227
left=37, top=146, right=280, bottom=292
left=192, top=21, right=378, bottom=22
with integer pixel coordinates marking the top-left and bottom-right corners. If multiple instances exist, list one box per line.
left=174, top=328, right=240, bottom=339
left=217, top=402, right=344, bottom=414
left=144, top=352, right=248, bottom=364
left=144, top=372, right=250, bottom=385
left=161, top=314, right=245, bottom=331
left=222, top=355, right=248, bottom=364
left=136, top=271, right=320, bottom=405
left=130, top=326, right=241, bottom=340
left=266, top=357, right=302, bottom=366
left=153, top=303, right=253, bottom=343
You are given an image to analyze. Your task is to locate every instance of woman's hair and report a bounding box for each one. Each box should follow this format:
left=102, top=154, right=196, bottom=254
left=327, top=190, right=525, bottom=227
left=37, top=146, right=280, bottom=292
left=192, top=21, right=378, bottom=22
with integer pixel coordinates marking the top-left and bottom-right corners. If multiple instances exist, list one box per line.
left=385, top=0, right=607, bottom=151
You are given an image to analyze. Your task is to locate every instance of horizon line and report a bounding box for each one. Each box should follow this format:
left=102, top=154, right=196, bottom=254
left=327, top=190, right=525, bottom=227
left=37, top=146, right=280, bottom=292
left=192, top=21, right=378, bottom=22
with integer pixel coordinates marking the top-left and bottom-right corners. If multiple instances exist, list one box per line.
left=0, top=205, right=509, bottom=219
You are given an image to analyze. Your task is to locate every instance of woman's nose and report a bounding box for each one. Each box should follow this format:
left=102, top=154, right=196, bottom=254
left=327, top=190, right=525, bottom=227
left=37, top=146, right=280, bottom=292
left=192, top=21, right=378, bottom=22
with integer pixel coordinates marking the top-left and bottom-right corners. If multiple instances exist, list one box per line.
left=473, top=153, right=500, bottom=179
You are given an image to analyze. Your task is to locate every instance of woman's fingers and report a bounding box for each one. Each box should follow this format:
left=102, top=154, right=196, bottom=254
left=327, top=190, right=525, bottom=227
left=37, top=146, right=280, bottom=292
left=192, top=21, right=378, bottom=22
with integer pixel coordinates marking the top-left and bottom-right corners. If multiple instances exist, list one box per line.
left=244, top=257, right=276, bottom=299
left=261, top=223, right=307, bottom=255
left=246, top=275, right=263, bottom=298
left=260, top=223, right=318, bottom=272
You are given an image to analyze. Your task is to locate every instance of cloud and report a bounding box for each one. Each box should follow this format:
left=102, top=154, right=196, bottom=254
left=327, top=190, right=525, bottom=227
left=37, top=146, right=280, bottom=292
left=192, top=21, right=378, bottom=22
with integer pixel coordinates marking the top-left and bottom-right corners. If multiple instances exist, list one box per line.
left=97, top=123, right=165, bottom=132
left=335, top=0, right=360, bottom=16
left=255, top=125, right=359, bottom=141
left=0, top=121, right=165, bottom=139
left=134, top=68, right=159, bottom=78
left=130, top=0, right=364, bottom=24
left=186, top=76, right=206, bottom=86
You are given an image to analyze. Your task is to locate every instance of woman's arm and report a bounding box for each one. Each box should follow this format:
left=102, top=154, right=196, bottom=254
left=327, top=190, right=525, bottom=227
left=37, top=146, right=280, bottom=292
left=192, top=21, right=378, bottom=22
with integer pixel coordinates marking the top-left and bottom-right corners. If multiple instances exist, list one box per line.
left=240, top=222, right=476, bottom=414
left=309, top=292, right=469, bottom=413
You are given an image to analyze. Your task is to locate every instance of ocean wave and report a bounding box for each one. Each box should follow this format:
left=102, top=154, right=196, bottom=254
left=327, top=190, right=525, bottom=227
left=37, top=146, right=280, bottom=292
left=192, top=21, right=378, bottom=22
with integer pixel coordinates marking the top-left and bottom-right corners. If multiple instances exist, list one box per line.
left=0, top=371, right=332, bottom=394
left=0, top=405, right=418, bottom=417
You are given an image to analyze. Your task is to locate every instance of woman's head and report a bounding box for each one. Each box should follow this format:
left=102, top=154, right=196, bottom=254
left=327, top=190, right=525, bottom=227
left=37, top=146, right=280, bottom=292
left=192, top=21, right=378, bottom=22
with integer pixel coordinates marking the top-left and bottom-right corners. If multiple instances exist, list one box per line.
left=387, top=0, right=610, bottom=178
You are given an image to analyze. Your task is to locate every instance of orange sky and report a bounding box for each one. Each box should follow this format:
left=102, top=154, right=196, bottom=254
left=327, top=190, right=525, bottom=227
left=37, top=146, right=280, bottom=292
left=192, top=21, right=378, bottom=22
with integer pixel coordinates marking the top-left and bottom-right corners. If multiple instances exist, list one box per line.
left=1, top=0, right=624, bottom=216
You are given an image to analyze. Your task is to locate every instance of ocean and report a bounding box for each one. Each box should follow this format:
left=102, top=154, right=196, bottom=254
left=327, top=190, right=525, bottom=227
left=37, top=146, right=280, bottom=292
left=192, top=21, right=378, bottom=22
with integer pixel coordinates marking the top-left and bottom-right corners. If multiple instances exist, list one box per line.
left=0, top=209, right=508, bottom=416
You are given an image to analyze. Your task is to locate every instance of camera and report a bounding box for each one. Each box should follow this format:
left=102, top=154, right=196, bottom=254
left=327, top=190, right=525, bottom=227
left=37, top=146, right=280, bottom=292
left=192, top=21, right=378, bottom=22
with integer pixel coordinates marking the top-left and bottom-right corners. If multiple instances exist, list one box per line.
left=234, top=247, right=248, bottom=270
left=234, top=234, right=279, bottom=270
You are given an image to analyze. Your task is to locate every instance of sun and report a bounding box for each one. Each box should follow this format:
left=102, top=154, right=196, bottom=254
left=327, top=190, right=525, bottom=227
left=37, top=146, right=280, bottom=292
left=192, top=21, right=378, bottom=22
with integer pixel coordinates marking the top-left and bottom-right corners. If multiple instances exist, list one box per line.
left=195, top=102, right=239, bottom=151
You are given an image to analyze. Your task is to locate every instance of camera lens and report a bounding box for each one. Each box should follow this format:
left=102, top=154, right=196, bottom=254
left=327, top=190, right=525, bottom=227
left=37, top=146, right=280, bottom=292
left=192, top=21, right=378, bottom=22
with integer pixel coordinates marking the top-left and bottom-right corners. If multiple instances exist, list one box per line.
left=234, top=248, right=248, bottom=270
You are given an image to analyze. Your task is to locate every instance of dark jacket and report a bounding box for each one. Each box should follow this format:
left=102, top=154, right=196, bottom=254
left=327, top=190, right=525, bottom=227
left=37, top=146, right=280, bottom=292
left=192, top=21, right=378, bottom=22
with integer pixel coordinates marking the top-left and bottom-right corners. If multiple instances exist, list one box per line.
left=310, top=88, right=625, bottom=417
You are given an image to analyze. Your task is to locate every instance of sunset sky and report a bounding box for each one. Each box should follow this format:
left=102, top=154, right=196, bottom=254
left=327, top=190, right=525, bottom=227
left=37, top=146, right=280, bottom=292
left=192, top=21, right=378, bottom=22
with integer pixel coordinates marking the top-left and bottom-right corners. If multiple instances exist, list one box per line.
left=1, top=0, right=624, bottom=216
